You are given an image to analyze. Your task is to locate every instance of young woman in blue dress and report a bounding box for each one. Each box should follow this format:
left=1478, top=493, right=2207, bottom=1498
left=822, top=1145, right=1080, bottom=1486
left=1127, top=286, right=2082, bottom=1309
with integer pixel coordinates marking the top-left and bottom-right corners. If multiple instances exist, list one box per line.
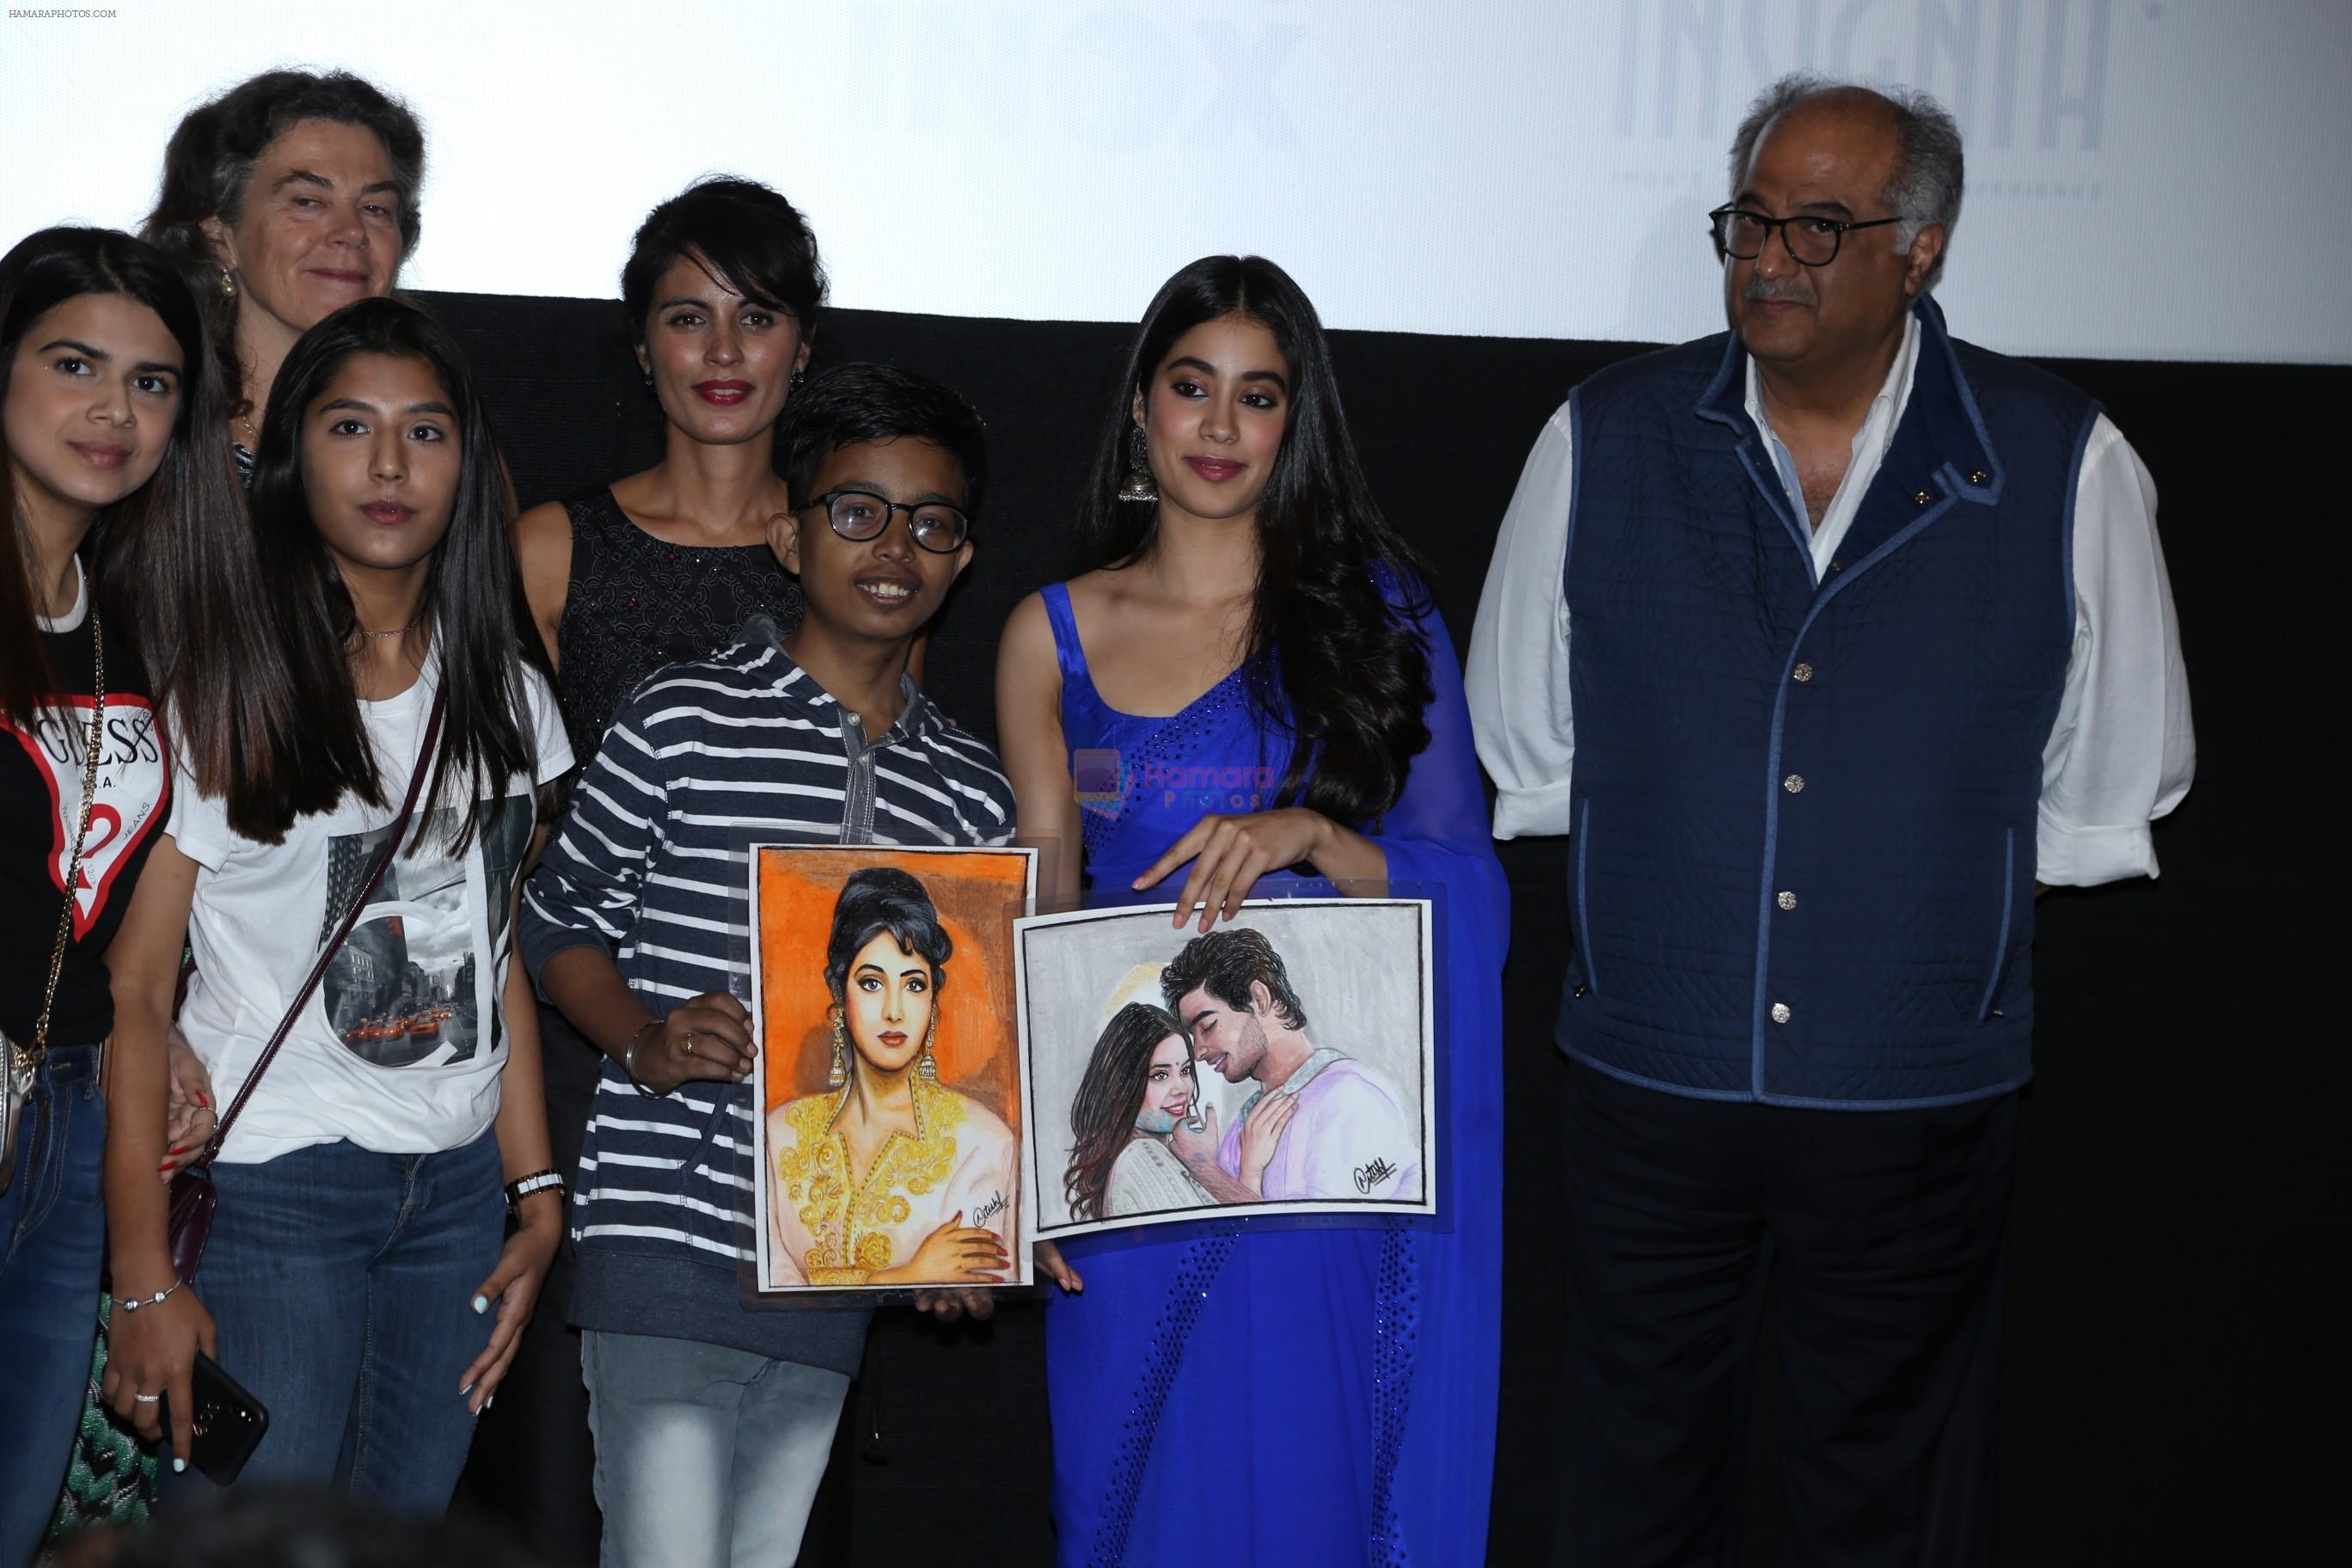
left=995, top=254, right=1510, bottom=1565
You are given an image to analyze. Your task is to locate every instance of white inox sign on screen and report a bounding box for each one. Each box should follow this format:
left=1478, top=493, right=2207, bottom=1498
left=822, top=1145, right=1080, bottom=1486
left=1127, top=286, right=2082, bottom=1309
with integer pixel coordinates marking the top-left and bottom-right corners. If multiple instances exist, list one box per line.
left=2, top=0, right=2345, bottom=362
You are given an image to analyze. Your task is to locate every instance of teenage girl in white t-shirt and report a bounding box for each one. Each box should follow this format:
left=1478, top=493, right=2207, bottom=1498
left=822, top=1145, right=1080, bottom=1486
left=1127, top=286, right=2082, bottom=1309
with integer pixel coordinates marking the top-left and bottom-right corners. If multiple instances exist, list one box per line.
left=102, top=297, right=571, bottom=1510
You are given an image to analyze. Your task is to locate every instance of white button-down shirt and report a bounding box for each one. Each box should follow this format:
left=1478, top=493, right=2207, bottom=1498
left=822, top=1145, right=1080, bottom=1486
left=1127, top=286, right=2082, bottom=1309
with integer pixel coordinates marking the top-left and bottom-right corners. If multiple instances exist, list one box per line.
left=1758, top=312, right=1921, bottom=579
left=1465, top=325, right=2196, bottom=886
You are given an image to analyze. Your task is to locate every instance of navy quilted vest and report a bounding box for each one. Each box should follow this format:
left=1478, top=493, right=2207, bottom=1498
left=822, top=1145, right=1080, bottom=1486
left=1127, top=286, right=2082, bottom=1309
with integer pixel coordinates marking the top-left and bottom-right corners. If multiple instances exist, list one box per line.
left=1559, top=298, right=2094, bottom=1108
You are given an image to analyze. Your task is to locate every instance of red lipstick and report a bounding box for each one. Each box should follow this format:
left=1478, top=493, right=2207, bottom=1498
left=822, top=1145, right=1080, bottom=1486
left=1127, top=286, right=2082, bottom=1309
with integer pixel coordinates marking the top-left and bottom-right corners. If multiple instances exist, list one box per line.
left=1184, top=456, right=1244, bottom=482
left=695, top=379, right=752, bottom=406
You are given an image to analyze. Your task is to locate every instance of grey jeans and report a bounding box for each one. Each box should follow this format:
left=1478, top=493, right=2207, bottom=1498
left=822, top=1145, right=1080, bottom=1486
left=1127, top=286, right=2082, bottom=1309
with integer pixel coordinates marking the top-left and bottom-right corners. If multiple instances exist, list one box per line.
left=581, top=1330, right=849, bottom=1568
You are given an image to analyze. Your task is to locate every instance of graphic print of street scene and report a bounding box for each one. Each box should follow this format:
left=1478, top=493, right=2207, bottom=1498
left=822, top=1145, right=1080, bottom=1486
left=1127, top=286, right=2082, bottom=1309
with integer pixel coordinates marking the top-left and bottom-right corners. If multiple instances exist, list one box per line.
left=318, top=799, right=530, bottom=1069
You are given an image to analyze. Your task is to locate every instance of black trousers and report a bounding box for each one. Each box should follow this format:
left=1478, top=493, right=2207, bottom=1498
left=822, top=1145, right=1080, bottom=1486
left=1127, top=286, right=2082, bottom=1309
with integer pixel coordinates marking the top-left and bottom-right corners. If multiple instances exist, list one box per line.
left=1556, top=1059, right=2017, bottom=1567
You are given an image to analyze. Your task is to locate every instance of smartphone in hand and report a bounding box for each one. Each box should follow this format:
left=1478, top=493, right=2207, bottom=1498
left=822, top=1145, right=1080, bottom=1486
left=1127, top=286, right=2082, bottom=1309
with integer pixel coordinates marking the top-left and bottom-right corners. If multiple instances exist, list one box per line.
left=158, top=1351, right=269, bottom=1483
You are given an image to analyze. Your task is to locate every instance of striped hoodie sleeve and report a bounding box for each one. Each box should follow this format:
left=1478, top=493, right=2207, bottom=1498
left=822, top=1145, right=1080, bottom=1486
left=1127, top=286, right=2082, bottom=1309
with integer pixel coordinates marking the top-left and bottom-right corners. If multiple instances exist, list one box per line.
left=519, top=694, right=671, bottom=986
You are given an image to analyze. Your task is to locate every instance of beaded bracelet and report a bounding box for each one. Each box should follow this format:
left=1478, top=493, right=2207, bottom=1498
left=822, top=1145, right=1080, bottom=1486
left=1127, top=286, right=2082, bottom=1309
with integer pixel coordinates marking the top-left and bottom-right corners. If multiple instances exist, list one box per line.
left=114, top=1278, right=184, bottom=1313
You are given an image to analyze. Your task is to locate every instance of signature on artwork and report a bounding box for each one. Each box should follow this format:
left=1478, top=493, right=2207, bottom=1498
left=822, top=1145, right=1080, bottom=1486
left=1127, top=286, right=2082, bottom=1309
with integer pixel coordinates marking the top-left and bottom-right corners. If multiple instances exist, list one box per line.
left=971, top=1191, right=1007, bottom=1228
left=1353, top=1157, right=1398, bottom=1195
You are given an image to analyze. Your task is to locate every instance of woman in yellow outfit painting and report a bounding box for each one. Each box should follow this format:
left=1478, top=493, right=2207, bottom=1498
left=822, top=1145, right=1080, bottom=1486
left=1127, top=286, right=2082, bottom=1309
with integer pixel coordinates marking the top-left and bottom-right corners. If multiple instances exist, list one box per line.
left=766, top=867, right=1015, bottom=1286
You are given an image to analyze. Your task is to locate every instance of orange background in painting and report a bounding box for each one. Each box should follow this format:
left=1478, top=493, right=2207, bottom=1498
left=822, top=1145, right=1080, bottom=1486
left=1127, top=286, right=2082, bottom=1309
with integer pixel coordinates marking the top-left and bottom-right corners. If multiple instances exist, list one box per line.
left=756, top=848, right=1030, bottom=1138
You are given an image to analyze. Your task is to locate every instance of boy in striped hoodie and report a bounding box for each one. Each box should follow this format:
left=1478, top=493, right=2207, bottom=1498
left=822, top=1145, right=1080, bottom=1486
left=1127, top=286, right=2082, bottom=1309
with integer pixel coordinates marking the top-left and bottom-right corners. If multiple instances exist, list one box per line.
left=518, top=364, right=1015, bottom=1568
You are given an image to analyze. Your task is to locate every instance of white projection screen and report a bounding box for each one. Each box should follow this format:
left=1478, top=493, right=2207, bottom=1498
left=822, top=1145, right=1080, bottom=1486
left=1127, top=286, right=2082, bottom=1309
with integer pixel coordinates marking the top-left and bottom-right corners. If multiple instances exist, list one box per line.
left=3, top=0, right=2348, bottom=363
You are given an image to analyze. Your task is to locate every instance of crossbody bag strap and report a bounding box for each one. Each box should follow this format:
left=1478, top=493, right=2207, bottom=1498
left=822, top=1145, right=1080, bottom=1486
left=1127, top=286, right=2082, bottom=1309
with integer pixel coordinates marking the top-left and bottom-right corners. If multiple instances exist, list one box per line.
left=199, top=688, right=447, bottom=1161
left=5, top=612, right=105, bottom=1174
left=21, top=612, right=109, bottom=1066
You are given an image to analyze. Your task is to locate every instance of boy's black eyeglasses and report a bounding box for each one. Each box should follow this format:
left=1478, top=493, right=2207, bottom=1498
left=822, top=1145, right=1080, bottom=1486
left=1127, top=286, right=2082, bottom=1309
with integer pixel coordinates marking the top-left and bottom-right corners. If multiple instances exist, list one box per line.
left=1707, top=205, right=1904, bottom=266
left=800, top=489, right=970, bottom=554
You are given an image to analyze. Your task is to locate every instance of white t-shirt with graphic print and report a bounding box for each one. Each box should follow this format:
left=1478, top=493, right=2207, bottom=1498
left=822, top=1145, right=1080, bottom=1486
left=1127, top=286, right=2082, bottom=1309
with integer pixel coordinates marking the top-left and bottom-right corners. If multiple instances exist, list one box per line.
left=168, top=661, right=572, bottom=1162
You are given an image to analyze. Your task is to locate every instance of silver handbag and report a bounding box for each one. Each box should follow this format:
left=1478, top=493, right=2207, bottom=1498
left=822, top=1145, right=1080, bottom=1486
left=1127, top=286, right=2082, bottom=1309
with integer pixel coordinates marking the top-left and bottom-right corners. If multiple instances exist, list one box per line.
left=2, top=613, right=105, bottom=1197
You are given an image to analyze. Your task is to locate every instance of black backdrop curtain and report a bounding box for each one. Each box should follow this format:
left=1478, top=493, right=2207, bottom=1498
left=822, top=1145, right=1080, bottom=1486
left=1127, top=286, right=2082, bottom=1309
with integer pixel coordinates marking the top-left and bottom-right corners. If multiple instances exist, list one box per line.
left=426, top=289, right=2335, bottom=1565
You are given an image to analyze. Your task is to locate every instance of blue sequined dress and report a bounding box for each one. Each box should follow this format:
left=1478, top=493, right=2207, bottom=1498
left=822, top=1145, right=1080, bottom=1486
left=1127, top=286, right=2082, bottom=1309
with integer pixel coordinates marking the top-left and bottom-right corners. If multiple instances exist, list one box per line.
left=1038, top=579, right=1509, bottom=1566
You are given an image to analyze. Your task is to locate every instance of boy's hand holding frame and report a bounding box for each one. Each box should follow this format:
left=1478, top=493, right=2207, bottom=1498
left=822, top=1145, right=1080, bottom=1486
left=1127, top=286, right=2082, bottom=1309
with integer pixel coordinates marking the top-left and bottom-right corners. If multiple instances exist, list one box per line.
left=623, top=992, right=756, bottom=1095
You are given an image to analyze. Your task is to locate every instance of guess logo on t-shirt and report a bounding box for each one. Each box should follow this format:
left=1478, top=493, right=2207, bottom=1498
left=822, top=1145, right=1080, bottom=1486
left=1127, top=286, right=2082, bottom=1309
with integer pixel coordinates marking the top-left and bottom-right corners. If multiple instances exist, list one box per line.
left=5, top=695, right=168, bottom=936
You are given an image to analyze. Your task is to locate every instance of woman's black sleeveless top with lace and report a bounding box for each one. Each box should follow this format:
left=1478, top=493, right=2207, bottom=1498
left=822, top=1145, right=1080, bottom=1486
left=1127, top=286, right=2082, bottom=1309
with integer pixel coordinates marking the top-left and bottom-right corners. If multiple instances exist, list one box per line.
left=554, top=487, right=803, bottom=765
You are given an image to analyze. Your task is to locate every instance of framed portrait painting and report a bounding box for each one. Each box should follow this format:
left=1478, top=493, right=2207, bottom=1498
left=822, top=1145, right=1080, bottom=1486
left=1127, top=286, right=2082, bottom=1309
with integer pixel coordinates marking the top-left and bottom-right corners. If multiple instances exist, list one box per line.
left=748, top=844, right=1036, bottom=1293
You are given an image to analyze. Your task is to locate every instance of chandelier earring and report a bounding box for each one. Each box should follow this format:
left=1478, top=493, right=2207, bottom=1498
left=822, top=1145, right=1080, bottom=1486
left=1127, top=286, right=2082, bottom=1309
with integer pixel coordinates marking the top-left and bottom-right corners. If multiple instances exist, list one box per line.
left=1117, top=423, right=1158, bottom=505
left=827, top=1008, right=848, bottom=1088
left=916, top=1009, right=939, bottom=1081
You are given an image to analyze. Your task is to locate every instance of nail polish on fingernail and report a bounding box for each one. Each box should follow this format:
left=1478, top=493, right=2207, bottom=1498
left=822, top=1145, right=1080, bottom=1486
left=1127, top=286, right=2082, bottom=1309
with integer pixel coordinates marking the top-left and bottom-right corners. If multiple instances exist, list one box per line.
left=486, top=1394, right=495, bottom=1410
left=172, top=1458, right=187, bottom=1473
left=460, top=1381, right=475, bottom=1396
left=471, top=1295, right=488, bottom=1314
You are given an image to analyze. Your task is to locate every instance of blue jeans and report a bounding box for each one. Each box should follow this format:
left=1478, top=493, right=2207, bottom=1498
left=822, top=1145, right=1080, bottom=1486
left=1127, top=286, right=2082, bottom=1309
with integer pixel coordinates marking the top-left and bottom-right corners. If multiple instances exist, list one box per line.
left=0, top=1044, right=105, bottom=1568
left=582, top=1330, right=848, bottom=1568
left=162, top=1131, right=505, bottom=1515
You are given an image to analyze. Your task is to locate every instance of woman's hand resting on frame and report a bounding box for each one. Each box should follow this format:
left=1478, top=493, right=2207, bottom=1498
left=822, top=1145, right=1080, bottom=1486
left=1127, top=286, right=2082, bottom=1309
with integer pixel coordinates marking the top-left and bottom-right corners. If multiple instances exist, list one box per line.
left=1131, top=808, right=1341, bottom=930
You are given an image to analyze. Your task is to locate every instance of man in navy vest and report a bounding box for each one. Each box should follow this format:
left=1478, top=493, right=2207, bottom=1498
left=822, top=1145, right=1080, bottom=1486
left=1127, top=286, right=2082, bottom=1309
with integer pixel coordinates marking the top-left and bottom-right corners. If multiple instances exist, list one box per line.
left=1467, top=76, right=2192, bottom=1565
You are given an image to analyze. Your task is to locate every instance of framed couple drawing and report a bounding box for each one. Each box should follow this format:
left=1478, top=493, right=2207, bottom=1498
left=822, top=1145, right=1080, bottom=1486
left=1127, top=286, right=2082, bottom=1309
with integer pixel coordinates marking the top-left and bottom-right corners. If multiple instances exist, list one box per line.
left=745, top=844, right=1436, bottom=1297
left=1015, top=897, right=1437, bottom=1242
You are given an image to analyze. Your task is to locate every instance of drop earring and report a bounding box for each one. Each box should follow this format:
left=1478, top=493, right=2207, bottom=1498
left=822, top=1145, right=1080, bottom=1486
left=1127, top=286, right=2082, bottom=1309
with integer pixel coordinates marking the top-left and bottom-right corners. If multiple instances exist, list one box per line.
left=827, top=1009, right=848, bottom=1088
left=217, top=268, right=238, bottom=302
left=789, top=367, right=805, bottom=394
left=1117, top=424, right=1158, bottom=504
left=916, top=1011, right=939, bottom=1081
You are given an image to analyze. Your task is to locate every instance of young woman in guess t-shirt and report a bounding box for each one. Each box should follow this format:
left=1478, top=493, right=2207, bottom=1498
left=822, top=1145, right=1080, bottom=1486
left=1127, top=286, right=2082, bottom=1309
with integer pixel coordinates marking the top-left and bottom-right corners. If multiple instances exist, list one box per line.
left=0, top=225, right=253, bottom=1564
left=101, top=297, right=571, bottom=1512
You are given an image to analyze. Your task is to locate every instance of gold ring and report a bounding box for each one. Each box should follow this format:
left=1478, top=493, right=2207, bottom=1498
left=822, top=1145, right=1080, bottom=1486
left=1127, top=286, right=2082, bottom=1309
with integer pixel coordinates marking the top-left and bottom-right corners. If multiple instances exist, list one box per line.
left=683, top=1032, right=695, bottom=1057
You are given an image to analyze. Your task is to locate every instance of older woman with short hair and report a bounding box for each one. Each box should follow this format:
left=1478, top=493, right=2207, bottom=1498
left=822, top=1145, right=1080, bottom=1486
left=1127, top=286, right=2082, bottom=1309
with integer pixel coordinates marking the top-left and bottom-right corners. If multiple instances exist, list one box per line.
left=143, top=68, right=425, bottom=478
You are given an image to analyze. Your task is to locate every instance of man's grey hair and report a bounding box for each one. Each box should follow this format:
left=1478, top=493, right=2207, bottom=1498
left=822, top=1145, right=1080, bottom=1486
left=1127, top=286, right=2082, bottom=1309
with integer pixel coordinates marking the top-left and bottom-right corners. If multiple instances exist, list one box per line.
left=1726, top=73, right=1965, bottom=290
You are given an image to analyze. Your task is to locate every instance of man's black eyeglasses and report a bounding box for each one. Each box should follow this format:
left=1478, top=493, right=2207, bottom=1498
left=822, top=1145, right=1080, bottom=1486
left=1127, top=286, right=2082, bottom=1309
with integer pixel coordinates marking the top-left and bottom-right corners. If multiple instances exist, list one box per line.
left=799, top=489, right=970, bottom=554
left=1708, top=205, right=1904, bottom=267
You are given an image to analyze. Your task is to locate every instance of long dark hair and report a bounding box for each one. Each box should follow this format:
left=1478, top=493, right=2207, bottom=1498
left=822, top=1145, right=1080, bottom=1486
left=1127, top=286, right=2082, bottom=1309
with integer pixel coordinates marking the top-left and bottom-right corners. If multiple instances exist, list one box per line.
left=1076, top=255, right=1435, bottom=823
left=242, top=297, right=548, bottom=848
left=142, top=69, right=426, bottom=419
left=823, top=867, right=951, bottom=1003
left=1, top=228, right=259, bottom=763
left=1064, top=1002, right=1190, bottom=1223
